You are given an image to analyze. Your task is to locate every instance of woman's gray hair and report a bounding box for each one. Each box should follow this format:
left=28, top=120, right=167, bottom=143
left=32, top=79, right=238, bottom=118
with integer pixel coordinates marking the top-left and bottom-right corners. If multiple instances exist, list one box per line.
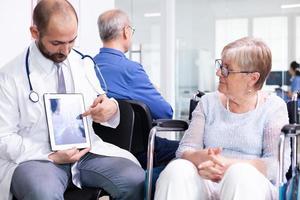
left=97, top=9, right=130, bottom=42
left=221, top=37, right=272, bottom=90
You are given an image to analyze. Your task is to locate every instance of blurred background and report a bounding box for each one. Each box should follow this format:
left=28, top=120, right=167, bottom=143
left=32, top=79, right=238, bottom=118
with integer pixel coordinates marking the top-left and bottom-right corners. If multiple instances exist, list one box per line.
left=1, top=0, right=300, bottom=119
left=115, top=0, right=300, bottom=118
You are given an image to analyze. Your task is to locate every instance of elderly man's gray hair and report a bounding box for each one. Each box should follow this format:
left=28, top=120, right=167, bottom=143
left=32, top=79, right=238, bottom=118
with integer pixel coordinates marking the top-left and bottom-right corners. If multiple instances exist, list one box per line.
left=97, top=9, right=130, bottom=42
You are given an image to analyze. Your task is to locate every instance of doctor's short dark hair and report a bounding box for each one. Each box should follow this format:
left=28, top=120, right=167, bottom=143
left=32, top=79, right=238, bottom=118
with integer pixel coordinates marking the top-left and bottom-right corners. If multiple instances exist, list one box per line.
left=97, top=9, right=130, bottom=42
left=221, top=37, right=272, bottom=90
left=32, top=0, right=78, bottom=36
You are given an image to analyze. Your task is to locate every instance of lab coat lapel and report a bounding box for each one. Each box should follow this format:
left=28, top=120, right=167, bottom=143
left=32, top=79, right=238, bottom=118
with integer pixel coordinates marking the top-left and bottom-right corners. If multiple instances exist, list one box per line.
left=25, top=69, right=47, bottom=123
left=29, top=70, right=48, bottom=104
left=68, top=54, right=84, bottom=93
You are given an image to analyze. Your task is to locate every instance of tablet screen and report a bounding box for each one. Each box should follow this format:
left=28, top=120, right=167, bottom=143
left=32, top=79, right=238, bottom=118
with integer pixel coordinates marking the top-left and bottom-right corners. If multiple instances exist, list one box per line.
left=44, top=93, right=91, bottom=151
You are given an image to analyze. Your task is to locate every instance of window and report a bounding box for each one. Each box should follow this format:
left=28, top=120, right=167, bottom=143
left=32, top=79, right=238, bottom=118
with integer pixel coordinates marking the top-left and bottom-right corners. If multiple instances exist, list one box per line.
left=296, top=16, right=300, bottom=63
left=253, top=16, right=288, bottom=71
left=215, top=18, right=248, bottom=58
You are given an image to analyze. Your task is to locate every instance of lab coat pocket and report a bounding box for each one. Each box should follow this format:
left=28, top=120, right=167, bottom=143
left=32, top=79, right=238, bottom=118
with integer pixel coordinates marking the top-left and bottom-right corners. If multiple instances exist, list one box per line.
left=18, top=99, right=46, bottom=136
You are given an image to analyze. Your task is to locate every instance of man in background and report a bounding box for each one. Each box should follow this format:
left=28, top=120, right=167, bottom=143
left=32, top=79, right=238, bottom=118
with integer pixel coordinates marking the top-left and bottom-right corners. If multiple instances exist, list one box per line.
left=94, top=9, right=179, bottom=169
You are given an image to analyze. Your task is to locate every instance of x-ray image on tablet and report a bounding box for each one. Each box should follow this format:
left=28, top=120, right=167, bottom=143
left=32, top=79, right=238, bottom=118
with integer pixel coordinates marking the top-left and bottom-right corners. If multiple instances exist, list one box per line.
left=44, top=93, right=91, bottom=151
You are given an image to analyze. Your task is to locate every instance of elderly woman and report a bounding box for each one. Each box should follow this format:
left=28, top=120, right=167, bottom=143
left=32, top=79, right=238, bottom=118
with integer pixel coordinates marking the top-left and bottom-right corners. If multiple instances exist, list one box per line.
left=154, top=37, right=290, bottom=200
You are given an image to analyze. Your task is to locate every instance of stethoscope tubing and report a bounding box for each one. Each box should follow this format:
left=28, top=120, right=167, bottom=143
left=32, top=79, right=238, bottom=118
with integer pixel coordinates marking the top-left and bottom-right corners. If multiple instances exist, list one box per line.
left=25, top=47, right=107, bottom=103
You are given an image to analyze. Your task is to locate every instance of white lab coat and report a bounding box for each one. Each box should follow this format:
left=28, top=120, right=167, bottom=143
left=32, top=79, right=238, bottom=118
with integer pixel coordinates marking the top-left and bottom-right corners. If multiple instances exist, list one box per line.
left=0, top=43, right=139, bottom=200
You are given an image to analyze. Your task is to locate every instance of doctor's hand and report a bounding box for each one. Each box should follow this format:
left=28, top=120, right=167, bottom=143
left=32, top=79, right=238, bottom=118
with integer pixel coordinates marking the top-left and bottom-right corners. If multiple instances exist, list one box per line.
left=83, top=95, right=118, bottom=123
left=48, top=147, right=90, bottom=164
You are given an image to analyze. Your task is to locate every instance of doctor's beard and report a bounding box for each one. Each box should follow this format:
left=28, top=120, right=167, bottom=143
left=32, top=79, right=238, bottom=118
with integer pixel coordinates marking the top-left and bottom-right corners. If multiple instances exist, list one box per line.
left=37, top=41, right=69, bottom=63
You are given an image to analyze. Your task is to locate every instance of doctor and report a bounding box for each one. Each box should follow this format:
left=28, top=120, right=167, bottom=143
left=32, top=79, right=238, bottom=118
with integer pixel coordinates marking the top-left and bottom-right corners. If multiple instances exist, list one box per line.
left=0, top=0, right=144, bottom=200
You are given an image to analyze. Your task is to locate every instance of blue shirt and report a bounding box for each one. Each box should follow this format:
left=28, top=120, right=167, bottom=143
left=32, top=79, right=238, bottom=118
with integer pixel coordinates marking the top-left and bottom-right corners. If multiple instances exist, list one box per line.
left=94, top=47, right=173, bottom=119
left=290, top=76, right=300, bottom=93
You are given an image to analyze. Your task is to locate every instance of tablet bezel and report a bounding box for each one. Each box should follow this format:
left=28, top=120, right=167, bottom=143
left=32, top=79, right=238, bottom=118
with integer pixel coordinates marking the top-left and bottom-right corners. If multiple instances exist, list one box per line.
left=43, top=93, right=91, bottom=151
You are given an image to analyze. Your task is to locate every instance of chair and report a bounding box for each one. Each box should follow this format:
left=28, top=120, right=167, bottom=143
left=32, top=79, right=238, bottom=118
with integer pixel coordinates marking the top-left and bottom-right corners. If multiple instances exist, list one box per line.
left=67, top=92, right=200, bottom=200
left=66, top=95, right=198, bottom=200
left=123, top=100, right=153, bottom=156
left=122, top=90, right=203, bottom=200
left=13, top=100, right=135, bottom=200
left=64, top=186, right=104, bottom=200
left=65, top=100, right=136, bottom=200
left=189, top=90, right=205, bottom=120
left=125, top=90, right=204, bottom=157
left=68, top=98, right=189, bottom=200
left=146, top=91, right=205, bottom=200
left=92, top=100, right=135, bottom=152
left=279, top=92, right=300, bottom=199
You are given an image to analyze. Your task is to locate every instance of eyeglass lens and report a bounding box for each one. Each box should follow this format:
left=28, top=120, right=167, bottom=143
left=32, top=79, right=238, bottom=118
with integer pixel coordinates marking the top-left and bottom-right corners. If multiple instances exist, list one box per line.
left=216, top=60, right=228, bottom=77
left=129, top=26, right=135, bottom=34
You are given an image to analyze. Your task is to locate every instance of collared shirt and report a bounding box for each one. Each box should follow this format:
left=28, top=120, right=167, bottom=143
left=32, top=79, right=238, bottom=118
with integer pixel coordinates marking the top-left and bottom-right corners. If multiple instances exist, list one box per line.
left=30, top=43, right=74, bottom=93
left=94, top=47, right=173, bottom=120
left=0, top=43, right=139, bottom=200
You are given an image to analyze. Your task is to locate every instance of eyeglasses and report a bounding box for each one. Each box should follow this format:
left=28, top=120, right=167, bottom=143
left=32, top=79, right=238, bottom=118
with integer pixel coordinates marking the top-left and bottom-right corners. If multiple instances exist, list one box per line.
left=215, top=59, right=254, bottom=77
left=128, top=25, right=135, bottom=35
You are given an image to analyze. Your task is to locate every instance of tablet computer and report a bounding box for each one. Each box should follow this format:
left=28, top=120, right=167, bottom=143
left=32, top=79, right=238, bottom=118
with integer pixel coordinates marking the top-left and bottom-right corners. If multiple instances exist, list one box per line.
left=44, top=93, right=91, bottom=151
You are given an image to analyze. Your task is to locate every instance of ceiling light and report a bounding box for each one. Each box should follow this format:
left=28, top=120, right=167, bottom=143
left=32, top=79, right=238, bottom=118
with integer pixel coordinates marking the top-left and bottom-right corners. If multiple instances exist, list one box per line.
left=281, top=4, right=300, bottom=9
left=144, top=13, right=161, bottom=18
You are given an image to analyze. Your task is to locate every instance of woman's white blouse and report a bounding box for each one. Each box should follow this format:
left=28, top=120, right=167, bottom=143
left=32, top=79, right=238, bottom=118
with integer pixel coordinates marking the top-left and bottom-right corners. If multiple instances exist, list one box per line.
left=176, top=91, right=290, bottom=185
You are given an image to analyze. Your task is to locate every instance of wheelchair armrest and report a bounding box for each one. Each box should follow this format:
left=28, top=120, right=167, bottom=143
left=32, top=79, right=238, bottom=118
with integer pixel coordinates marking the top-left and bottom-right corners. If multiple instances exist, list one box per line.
left=279, top=124, right=300, bottom=185
left=281, top=124, right=300, bottom=135
left=146, top=119, right=188, bottom=200
left=153, top=119, right=189, bottom=130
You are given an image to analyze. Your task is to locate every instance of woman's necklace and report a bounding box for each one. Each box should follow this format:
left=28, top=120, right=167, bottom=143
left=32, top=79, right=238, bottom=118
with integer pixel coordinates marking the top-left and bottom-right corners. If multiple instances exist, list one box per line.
left=226, top=92, right=260, bottom=112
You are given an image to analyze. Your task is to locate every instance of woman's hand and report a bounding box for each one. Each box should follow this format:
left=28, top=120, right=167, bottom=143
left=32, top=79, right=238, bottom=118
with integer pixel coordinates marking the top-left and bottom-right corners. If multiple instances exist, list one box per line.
left=182, top=149, right=211, bottom=166
left=197, top=159, right=225, bottom=182
left=208, top=148, right=232, bottom=169
left=198, top=148, right=233, bottom=182
left=181, top=147, right=223, bottom=166
left=197, top=148, right=224, bottom=182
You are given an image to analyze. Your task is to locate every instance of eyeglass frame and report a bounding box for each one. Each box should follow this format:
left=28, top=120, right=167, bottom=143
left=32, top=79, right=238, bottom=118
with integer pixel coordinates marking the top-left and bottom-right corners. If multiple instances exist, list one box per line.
left=127, top=25, right=135, bottom=35
left=215, top=59, right=256, bottom=77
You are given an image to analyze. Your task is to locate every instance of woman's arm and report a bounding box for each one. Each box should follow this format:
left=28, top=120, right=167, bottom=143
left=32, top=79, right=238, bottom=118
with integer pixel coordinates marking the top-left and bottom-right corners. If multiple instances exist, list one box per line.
left=197, top=150, right=266, bottom=182
left=209, top=155, right=267, bottom=175
left=181, top=149, right=209, bottom=166
left=176, top=101, right=206, bottom=161
left=260, top=100, right=290, bottom=183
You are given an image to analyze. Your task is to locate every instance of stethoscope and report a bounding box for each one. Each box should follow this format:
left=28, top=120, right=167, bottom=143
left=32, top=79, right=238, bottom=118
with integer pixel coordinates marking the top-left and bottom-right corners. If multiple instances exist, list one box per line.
left=25, top=47, right=107, bottom=103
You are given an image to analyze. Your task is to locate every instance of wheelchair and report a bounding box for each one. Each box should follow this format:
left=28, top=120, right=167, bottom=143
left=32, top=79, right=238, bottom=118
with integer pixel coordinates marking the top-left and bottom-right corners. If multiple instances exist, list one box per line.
left=279, top=92, right=300, bottom=200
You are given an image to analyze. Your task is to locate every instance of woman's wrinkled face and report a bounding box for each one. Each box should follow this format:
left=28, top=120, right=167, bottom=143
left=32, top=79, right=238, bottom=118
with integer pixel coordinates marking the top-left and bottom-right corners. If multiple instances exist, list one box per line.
left=216, top=59, right=249, bottom=97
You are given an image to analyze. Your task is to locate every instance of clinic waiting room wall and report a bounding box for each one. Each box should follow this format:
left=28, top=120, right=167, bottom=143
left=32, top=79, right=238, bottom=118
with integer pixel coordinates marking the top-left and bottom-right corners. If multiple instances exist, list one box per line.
left=0, top=0, right=114, bottom=68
